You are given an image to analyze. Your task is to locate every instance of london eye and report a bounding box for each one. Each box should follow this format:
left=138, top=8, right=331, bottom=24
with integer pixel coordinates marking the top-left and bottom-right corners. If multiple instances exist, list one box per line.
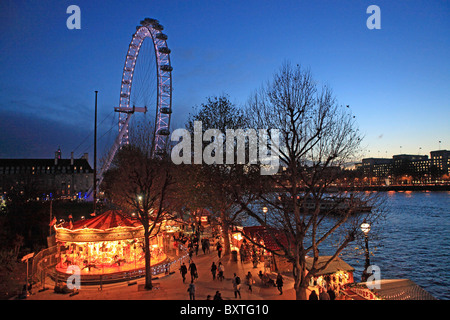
left=96, top=18, right=173, bottom=191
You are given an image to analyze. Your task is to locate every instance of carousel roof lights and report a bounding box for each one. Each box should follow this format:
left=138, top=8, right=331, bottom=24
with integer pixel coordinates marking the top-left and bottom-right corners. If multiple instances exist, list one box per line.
left=54, top=210, right=147, bottom=242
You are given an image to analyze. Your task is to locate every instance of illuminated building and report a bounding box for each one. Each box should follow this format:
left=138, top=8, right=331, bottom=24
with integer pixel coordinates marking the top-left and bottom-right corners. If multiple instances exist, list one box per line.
left=0, top=149, right=93, bottom=200
left=359, top=150, right=450, bottom=184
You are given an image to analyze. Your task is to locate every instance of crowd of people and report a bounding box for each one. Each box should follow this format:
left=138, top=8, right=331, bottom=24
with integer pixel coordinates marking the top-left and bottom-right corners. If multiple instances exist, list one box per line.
left=176, top=222, right=268, bottom=300
left=239, top=239, right=265, bottom=267
left=176, top=221, right=343, bottom=300
left=308, top=286, right=337, bottom=300
left=307, top=274, right=344, bottom=300
left=177, top=233, right=287, bottom=300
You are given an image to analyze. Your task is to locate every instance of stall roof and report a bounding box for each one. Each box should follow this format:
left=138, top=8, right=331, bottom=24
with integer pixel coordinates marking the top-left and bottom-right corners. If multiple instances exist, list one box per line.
left=368, top=279, right=436, bottom=300
left=62, top=210, right=141, bottom=231
left=198, top=208, right=213, bottom=216
left=243, top=226, right=290, bottom=251
left=305, top=256, right=355, bottom=275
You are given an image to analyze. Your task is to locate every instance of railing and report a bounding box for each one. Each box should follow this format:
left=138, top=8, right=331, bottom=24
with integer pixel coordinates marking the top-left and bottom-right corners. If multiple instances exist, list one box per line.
left=31, top=245, right=58, bottom=288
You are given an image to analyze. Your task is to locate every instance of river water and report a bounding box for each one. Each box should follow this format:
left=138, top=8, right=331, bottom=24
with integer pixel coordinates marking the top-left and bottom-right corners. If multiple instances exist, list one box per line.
left=337, top=191, right=450, bottom=300
left=243, top=191, right=449, bottom=299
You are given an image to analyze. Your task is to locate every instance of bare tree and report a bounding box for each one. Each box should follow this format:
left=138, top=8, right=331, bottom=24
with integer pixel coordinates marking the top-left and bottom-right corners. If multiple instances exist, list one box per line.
left=101, top=119, right=175, bottom=290
left=180, top=95, right=256, bottom=256
left=241, top=62, right=384, bottom=300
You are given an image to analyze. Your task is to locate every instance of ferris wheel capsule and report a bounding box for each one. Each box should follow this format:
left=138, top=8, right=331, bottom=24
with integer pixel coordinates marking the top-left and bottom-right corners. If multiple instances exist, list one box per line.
left=152, top=23, right=164, bottom=31
left=156, top=33, right=168, bottom=40
left=160, top=65, right=173, bottom=72
left=158, top=47, right=171, bottom=54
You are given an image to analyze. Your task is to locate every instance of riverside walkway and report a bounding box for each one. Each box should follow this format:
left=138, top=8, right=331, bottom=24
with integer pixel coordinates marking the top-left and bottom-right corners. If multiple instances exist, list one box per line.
left=26, top=227, right=296, bottom=300
left=27, top=251, right=295, bottom=300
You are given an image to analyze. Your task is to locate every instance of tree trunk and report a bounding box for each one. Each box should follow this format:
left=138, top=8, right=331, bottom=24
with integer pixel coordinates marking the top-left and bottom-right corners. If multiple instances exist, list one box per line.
left=293, top=253, right=309, bottom=300
left=144, top=230, right=153, bottom=290
left=221, top=212, right=231, bottom=256
left=296, top=285, right=309, bottom=300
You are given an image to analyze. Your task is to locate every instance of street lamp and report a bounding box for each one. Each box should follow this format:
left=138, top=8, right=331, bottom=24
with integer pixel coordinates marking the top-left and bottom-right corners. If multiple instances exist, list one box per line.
left=137, top=195, right=143, bottom=209
left=262, top=206, right=268, bottom=224
left=360, top=220, right=371, bottom=282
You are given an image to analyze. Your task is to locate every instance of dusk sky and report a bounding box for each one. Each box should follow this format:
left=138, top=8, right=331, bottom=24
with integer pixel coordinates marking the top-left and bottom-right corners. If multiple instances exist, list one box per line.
left=0, top=0, right=448, bottom=165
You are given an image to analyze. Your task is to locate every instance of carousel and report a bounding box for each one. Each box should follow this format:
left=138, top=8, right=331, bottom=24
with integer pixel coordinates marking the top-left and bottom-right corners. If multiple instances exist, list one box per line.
left=54, top=210, right=167, bottom=282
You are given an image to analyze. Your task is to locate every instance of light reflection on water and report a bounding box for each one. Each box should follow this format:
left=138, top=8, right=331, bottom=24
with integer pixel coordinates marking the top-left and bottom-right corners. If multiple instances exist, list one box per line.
left=337, top=191, right=450, bottom=300
left=242, top=191, right=449, bottom=299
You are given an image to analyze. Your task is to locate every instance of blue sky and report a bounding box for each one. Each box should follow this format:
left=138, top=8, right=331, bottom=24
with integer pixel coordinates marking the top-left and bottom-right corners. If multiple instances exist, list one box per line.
left=0, top=0, right=449, bottom=164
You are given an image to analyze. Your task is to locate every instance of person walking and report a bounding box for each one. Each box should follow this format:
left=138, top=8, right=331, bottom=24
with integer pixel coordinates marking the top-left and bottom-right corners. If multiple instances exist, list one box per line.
left=245, top=271, right=254, bottom=293
left=211, top=262, right=217, bottom=280
left=205, top=238, right=210, bottom=253
left=276, top=273, right=284, bottom=295
left=217, top=242, right=223, bottom=259
left=188, top=246, right=194, bottom=261
left=217, top=262, right=224, bottom=281
left=189, top=260, right=198, bottom=282
left=187, top=280, right=195, bottom=300
left=194, top=242, right=199, bottom=256
left=233, top=273, right=241, bottom=298
left=201, top=239, right=206, bottom=254
left=179, top=262, right=188, bottom=283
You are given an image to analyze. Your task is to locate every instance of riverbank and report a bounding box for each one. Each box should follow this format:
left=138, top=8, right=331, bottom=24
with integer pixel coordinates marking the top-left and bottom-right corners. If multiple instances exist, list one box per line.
left=337, top=185, right=450, bottom=192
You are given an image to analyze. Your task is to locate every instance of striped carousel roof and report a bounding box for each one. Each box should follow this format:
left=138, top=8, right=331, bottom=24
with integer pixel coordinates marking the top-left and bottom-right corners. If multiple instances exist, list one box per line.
left=64, top=210, right=141, bottom=231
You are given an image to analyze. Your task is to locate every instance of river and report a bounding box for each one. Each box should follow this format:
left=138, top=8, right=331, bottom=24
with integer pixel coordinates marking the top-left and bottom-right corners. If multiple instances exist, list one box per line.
left=337, top=191, right=450, bottom=300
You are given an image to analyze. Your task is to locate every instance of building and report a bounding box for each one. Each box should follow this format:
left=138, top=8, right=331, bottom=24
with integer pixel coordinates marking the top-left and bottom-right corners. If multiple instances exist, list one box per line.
left=359, top=150, right=450, bottom=184
left=361, top=158, right=393, bottom=177
left=0, top=149, right=93, bottom=200
left=430, top=150, right=450, bottom=176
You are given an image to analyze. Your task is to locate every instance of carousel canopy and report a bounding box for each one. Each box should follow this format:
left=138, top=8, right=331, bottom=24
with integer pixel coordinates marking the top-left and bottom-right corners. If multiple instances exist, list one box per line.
left=55, top=210, right=144, bottom=242
left=63, top=210, right=141, bottom=231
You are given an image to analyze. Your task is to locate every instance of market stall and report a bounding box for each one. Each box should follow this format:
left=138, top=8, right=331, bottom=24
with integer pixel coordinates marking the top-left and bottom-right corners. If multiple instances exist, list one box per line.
left=54, top=210, right=166, bottom=277
left=305, top=255, right=355, bottom=297
left=242, top=226, right=290, bottom=271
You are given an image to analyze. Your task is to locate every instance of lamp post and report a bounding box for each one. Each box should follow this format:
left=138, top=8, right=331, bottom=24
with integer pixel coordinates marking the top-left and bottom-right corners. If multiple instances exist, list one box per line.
left=360, top=220, right=371, bottom=282
left=93, top=91, right=98, bottom=216
left=262, top=206, right=268, bottom=225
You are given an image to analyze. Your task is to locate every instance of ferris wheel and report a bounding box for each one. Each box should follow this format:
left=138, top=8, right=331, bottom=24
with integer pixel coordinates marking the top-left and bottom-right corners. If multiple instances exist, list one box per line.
left=98, top=18, right=173, bottom=187
left=116, top=17, right=173, bottom=152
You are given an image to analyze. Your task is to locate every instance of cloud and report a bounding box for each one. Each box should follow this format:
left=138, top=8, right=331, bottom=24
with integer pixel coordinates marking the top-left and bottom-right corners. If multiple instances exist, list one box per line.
left=0, top=111, right=83, bottom=158
left=0, top=85, right=118, bottom=161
